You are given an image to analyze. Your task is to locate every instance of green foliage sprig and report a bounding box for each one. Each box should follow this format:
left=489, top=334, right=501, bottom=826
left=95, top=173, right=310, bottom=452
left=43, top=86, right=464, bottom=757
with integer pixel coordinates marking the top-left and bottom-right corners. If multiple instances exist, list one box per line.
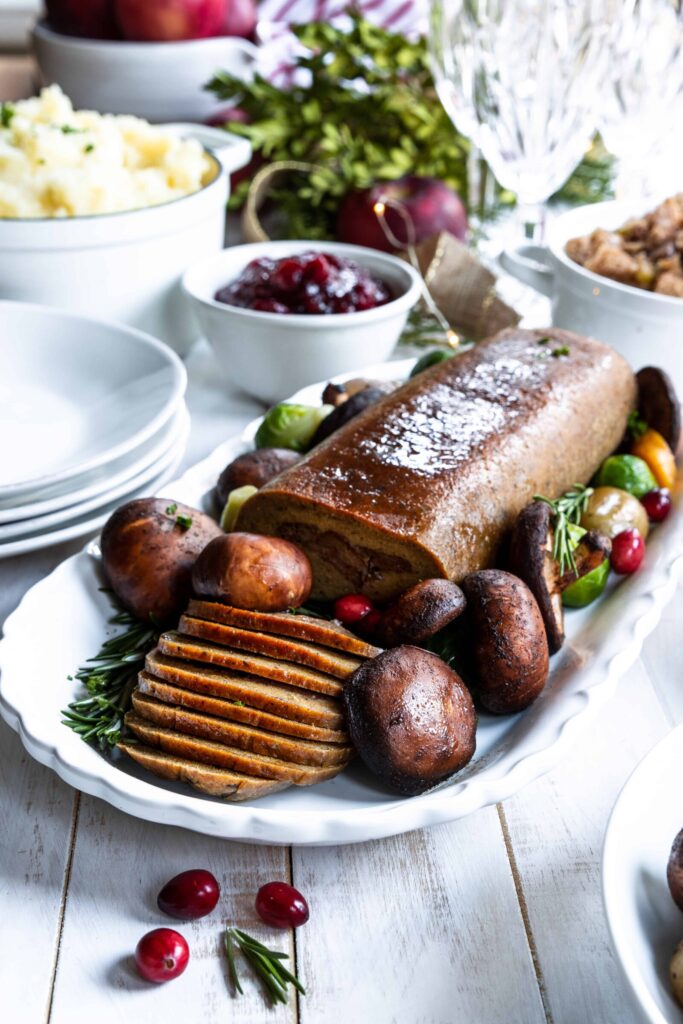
left=208, top=13, right=470, bottom=239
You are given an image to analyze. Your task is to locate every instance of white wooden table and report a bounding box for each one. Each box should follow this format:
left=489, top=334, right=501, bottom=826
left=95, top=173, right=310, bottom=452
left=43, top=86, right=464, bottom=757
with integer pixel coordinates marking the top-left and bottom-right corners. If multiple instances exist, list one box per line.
left=0, top=334, right=679, bottom=1024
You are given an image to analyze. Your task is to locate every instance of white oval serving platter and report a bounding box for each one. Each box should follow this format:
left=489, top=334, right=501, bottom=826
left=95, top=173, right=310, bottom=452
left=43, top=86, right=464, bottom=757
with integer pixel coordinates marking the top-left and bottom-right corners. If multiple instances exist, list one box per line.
left=603, top=724, right=683, bottom=1024
left=1, top=360, right=683, bottom=846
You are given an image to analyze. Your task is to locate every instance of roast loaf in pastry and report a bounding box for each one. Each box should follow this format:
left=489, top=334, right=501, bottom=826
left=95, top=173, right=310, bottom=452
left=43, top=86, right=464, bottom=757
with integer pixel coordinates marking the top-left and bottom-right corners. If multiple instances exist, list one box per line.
left=238, top=328, right=636, bottom=600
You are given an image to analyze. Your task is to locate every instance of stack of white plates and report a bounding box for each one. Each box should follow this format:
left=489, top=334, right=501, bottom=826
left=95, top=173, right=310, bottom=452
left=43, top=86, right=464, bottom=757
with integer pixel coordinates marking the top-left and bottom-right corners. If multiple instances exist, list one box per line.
left=0, top=302, right=189, bottom=558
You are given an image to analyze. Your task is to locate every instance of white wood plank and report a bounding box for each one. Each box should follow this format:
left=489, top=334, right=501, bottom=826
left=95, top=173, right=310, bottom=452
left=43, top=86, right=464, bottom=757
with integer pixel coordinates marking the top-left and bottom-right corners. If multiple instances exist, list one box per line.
left=293, top=807, right=547, bottom=1024
left=640, top=576, right=683, bottom=723
left=500, top=658, right=671, bottom=1024
left=0, top=719, right=76, bottom=1024
left=48, top=797, right=295, bottom=1024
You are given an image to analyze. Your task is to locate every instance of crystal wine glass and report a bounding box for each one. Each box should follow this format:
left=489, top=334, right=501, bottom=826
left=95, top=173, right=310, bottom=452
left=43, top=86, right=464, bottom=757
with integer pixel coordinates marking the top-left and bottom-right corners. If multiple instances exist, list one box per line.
left=430, top=0, right=620, bottom=237
left=598, top=0, right=683, bottom=199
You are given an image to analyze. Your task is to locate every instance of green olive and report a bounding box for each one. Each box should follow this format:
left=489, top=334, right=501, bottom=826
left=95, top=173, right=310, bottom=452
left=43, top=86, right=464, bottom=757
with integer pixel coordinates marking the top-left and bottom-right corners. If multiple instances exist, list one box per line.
left=580, top=486, right=650, bottom=539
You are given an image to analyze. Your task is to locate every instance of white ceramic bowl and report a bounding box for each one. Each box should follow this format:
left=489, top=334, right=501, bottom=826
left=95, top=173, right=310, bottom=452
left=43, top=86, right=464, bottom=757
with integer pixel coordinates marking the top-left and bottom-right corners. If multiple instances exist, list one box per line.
left=603, top=724, right=683, bottom=1024
left=500, top=200, right=683, bottom=392
left=32, top=20, right=257, bottom=123
left=182, top=241, right=422, bottom=402
left=0, top=125, right=251, bottom=357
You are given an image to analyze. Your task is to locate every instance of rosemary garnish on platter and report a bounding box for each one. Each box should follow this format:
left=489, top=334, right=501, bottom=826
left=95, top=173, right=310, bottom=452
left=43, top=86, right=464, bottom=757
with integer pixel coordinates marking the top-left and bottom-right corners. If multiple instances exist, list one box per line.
left=224, top=927, right=306, bottom=1005
left=62, top=600, right=158, bottom=750
left=534, top=484, right=593, bottom=576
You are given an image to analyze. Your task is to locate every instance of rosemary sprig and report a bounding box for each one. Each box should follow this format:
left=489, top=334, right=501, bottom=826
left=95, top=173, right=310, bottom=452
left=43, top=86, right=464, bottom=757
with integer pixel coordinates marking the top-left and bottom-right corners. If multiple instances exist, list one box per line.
left=534, top=484, right=593, bottom=576
left=224, top=928, right=306, bottom=1006
left=61, top=603, right=158, bottom=750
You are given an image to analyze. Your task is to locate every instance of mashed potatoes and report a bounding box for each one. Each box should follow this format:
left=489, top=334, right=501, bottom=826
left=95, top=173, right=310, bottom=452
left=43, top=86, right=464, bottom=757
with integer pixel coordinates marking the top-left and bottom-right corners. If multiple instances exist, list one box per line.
left=0, top=86, right=216, bottom=218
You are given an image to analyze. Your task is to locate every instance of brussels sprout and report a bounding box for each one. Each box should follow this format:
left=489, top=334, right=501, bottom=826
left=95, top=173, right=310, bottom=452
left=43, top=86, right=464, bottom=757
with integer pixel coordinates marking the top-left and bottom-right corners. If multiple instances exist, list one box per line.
left=562, top=559, right=610, bottom=608
left=255, top=403, right=333, bottom=452
left=410, top=350, right=454, bottom=378
left=594, top=454, right=657, bottom=498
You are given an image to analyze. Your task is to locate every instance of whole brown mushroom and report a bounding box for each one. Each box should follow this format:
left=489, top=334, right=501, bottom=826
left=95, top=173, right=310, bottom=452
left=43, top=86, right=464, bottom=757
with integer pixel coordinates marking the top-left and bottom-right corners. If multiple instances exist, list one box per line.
left=191, top=532, right=312, bottom=612
left=100, top=498, right=223, bottom=624
left=215, top=448, right=301, bottom=509
left=376, top=579, right=467, bottom=647
left=343, top=645, right=476, bottom=795
left=460, top=569, right=549, bottom=715
left=668, top=828, right=683, bottom=912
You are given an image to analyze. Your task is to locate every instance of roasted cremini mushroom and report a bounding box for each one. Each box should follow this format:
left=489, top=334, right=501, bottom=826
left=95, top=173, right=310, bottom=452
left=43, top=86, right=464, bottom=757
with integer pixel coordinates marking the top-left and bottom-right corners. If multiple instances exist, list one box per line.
left=321, top=378, right=383, bottom=408
left=100, top=499, right=223, bottom=624
left=509, top=500, right=612, bottom=653
left=192, top=532, right=313, bottom=612
left=309, top=387, right=386, bottom=447
left=215, top=448, right=301, bottom=509
left=460, top=569, right=549, bottom=714
left=375, top=579, right=466, bottom=647
left=637, top=366, right=681, bottom=452
left=343, top=645, right=477, bottom=795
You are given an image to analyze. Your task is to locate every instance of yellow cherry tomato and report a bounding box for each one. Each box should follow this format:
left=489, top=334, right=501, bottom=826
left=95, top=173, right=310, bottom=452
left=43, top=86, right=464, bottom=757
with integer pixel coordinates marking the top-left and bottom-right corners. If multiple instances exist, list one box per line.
left=631, top=429, right=677, bottom=489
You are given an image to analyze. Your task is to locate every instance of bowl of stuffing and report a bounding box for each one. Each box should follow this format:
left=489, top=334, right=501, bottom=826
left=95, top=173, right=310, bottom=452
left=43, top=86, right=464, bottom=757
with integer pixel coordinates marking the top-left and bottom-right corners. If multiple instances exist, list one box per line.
left=500, top=195, right=683, bottom=391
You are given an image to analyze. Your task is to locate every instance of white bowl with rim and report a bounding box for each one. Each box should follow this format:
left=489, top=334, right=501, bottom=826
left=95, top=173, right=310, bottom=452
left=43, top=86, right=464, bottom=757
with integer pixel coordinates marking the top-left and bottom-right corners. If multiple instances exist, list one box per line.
left=500, top=199, right=683, bottom=393
left=182, top=241, right=423, bottom=402
left=32, top=20, right=257, bottom=124
left=0, top=124, right=251, bottom=358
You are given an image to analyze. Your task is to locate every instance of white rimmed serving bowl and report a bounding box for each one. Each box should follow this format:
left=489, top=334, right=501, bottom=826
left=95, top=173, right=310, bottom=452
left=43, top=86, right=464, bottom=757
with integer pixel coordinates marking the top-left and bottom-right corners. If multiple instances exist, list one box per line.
left=0, top=124, right=250, bottom=357
left=182, top=241, right=423, bottom=402
left=32, top=20, right=257, bottom=123
left=500, top=200, right=683, bottom=393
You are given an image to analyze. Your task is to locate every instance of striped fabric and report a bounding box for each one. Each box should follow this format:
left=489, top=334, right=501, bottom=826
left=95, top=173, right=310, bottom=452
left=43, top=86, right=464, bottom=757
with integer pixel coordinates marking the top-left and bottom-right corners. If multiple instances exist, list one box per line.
left=255, top=0, right=427, bottom=84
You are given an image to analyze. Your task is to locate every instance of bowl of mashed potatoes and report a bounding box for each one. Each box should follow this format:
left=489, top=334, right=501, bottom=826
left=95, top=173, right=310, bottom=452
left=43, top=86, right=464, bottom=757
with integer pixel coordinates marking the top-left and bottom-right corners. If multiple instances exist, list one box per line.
left=0, top=86, right=251, bottom=355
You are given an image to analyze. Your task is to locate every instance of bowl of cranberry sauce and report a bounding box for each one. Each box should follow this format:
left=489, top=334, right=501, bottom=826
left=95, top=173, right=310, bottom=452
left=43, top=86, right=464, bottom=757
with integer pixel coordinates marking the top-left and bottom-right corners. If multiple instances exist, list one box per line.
left=214, top=251, right=393, bottom=315
left=182, top=241, right=422, bottom=403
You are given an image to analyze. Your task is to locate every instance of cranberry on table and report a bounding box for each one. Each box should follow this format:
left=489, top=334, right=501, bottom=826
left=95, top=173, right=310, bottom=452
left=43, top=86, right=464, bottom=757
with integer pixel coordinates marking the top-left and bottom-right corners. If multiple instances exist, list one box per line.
left=641, top=487, right=672, bottom=523
left=157, top=869, right=220, bottom=920
left=611, top=528, right=645, bottom=575
left=214, top=251, right=392, bottom=315
left=355, top=608, right=382, bottom=637
left=134, top=928, right=189, bottom=983
left=334, top=593, right=376, bottom=626
left=255, top=881, right=309, bottom=928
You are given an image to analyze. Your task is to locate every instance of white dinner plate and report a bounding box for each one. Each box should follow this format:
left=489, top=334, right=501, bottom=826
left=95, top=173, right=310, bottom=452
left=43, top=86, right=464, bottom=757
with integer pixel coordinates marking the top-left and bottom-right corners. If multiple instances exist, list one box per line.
left=0, top=432, right=186, bottom=560
left=0, top=302, right=186, bottom=499
left=603, top=725, right=683, bottom=1024
left=1, top=360, right=683, bottom=846
left=0, top=405, right=190, bottom=541
left=0, top=399, right=188, bottom=524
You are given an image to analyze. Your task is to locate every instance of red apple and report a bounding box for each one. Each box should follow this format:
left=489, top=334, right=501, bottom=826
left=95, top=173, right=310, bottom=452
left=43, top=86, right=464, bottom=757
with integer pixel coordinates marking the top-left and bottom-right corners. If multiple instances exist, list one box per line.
left=336, top=176, right=468, bottom=253
left=115, top=0, right=227, bottom=41
left=221, top=0, right=257, bottom=38
left=45, top=0, right=119, bottom=39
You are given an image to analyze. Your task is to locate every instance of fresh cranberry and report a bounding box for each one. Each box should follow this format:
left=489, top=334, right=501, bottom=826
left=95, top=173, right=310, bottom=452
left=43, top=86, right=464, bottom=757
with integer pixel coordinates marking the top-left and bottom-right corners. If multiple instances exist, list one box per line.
left=134, top=928, right=189, bottom=983
left=304, top=254, right=332, bottom=285
left=355, top=608, right=382, bottom=637
left=334, top=594, right=375, bottom=625
left=157, top=869, right=220, bottom=920
left=255, top=882, right=309, bottom=929
left=611, top=528, right=645, bottom=574
left=271, top=258, right=304, bottom=292
left=641, top=488, right=672, bottom=523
